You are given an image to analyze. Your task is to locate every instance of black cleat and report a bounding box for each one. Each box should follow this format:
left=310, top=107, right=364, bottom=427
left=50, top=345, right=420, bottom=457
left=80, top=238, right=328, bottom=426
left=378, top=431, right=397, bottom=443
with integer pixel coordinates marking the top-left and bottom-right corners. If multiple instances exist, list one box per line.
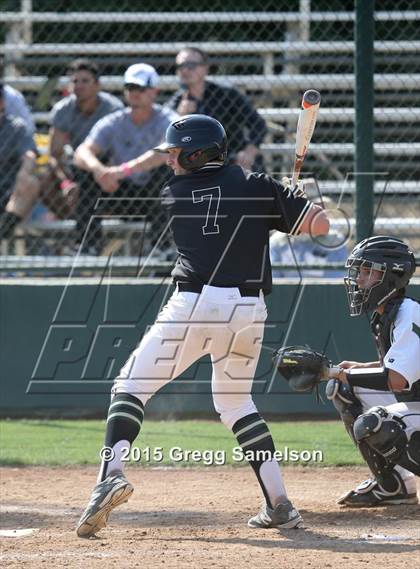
left=338, top=478, right=418, bottom=507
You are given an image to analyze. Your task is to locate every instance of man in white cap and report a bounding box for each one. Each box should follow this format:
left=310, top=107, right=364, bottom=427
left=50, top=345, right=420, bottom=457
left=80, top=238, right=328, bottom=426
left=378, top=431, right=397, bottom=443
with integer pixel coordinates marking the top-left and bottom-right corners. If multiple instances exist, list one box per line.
left=74, top=63, right=178, bottom=253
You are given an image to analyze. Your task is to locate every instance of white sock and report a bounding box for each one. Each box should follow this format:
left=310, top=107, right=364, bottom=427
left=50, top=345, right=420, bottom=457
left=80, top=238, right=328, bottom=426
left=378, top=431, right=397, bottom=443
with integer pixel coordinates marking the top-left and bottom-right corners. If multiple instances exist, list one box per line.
left=97, top=439, right=129, bottom=483
left=259, top=459, right=288, bottom=507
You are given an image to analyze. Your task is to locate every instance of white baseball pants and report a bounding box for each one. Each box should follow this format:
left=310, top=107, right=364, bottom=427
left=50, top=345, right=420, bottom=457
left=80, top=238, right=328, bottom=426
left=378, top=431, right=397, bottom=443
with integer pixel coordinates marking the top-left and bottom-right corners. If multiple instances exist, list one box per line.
left=113, top=285, right=267, bottom=429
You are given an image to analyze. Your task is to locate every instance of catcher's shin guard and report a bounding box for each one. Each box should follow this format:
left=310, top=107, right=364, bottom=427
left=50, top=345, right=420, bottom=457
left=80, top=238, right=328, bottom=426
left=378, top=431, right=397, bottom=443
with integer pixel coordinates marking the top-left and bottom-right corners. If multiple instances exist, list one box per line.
left=354, top=407, right=420, bottom=477
left=326, top=381, right=403, bottom=491
left=347, top=429, right=412, bottom=496
left=351, top=422, right=404, bottom=494
left=401, top=431, right=420, bottom=475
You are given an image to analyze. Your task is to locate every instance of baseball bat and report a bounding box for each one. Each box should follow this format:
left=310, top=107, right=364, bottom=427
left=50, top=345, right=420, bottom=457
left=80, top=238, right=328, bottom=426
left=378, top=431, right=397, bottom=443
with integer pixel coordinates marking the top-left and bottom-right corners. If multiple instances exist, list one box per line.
left=291, top=89, right=321, bottom=187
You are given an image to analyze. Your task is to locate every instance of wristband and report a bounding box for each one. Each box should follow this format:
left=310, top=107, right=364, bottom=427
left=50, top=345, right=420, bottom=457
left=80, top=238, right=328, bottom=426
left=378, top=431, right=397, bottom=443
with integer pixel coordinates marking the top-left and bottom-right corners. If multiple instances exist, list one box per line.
left=60, top=178, right=73, bottom=191
left=121, top=162, right=133, bottom=177
left=346, top=367, right=390, bottom=391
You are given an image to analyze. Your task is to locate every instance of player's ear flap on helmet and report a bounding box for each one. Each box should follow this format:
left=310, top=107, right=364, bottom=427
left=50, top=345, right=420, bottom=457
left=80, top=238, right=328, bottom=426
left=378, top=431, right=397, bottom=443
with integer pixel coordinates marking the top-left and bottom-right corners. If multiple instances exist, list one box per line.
left=185, top=149, right=204, bottom=163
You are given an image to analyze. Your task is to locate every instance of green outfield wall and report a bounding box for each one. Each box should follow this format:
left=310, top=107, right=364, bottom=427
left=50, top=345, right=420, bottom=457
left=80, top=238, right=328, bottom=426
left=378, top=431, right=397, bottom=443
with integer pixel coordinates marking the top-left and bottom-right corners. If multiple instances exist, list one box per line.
left=1, top=279, right=418, bottom=418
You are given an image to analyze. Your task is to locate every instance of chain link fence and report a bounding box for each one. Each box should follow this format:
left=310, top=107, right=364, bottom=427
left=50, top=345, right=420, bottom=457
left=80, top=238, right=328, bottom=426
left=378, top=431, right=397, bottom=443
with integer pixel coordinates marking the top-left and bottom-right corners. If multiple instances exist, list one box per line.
left=0, top=0, right=419, bottom=275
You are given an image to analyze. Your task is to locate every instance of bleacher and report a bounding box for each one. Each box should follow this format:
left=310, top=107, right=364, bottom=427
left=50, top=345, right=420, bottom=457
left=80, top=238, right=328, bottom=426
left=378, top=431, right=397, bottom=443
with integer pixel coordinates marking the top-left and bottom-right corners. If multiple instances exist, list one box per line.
left=0, top=6, right=419, bottom=267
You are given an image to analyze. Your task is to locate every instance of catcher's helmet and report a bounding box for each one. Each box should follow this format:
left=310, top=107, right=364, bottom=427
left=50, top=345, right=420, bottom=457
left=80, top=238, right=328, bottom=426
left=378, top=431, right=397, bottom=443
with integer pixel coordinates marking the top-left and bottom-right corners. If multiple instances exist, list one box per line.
left=344, top=236, right=416, bottom=316
left=154, top=114, right=227, bottom=171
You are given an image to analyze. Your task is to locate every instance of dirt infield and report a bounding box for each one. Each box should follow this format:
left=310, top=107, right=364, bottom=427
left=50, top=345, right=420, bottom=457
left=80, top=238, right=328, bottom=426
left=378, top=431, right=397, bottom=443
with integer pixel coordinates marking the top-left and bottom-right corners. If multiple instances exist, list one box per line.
left=1, top=466, right=419, bottom=569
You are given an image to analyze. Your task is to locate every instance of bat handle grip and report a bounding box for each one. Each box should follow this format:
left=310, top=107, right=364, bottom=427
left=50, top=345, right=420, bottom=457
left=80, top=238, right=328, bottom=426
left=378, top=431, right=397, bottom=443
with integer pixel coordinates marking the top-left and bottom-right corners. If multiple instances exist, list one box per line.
left=291, top=156, right=303, bottom=188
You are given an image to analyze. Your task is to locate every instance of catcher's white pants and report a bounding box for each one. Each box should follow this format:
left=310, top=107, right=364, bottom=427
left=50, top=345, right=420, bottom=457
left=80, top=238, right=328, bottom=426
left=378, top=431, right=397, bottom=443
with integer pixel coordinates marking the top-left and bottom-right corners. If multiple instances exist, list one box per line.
left=354, top=387, right=420, bottom=435
left=354, top=387, right=419, bottom=484
left=113, top=285, right=267, bottom=429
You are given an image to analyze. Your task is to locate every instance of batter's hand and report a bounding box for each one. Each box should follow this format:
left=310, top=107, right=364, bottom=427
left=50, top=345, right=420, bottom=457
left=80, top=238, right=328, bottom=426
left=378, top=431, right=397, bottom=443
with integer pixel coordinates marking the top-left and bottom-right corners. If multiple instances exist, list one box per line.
left=281, top=176, right=306, bottom=198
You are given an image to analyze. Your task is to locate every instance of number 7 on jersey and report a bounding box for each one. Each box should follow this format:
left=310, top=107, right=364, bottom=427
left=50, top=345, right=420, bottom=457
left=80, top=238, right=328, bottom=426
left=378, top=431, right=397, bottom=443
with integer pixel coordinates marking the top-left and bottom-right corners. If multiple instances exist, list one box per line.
left=192, top=186, right=221, bottom=235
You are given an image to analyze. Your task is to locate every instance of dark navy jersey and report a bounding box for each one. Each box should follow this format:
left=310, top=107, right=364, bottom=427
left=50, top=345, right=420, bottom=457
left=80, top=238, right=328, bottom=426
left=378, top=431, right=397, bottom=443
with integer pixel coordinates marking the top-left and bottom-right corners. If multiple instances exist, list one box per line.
left=160, top=163, right=312, bottom=294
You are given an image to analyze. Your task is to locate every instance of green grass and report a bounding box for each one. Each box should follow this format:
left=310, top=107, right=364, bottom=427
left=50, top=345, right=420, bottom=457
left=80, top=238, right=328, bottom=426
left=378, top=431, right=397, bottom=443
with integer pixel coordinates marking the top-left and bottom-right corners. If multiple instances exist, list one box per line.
left=0, top=419, right=362, bottom=467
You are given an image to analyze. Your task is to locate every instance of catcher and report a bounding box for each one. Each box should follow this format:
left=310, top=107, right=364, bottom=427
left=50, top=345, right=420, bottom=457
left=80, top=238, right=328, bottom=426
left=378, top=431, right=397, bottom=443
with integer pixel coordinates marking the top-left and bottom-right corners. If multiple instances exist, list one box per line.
left=275, top=236, right=419, bottom=506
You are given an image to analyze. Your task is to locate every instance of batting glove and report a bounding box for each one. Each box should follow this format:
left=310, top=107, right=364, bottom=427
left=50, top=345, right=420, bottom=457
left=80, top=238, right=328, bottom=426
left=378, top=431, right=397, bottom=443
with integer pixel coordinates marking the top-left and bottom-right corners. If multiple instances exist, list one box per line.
left=281, top=177, right=306, bottom=198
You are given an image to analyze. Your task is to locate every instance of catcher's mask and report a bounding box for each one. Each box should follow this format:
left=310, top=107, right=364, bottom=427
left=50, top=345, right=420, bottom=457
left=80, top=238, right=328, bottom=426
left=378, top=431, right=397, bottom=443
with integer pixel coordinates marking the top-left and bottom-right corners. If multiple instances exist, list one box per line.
left=344, top=236, right=415, bottom=316
left=154, top=114, right=228, bottom=171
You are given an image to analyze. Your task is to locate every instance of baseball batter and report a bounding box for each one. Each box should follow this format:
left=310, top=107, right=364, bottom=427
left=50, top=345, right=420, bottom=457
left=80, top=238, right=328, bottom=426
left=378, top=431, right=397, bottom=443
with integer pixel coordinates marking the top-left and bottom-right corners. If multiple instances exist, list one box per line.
left=76, top=114, right=330, bottom=538
left=327, top=236, right=420, bottom=505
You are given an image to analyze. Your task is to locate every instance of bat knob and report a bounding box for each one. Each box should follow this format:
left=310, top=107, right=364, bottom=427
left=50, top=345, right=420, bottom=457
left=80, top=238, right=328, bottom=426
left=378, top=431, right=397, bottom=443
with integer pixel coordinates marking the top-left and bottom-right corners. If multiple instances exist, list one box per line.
left=302, top=89, right=321, bottom=108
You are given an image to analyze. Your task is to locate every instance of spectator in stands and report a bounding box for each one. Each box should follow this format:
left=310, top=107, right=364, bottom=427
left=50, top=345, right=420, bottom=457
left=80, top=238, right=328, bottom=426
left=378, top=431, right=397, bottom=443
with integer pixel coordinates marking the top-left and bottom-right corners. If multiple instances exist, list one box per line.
left=50, top=58, right=124, bottom=250
left=74, top=63, right=177, bottom=254
left=167, top=47, right=267, bottom=170
left=0, top=84, right=38, bottom=240
left=270, top=197, right=349, bottom=278
left=1, top=83, right=35, bottom=135
left=0, top=58, right=123, bottom=243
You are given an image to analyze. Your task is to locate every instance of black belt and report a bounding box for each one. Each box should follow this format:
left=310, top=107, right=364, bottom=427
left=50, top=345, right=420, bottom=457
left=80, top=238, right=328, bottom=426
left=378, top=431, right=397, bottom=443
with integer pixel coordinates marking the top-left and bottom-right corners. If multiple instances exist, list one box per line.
left=177, top=282, right=260, bottom=297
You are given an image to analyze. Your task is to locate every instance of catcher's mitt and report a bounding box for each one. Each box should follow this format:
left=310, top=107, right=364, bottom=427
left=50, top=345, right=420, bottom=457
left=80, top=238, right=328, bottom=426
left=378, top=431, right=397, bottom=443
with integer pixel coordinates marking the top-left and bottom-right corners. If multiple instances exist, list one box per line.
left=273, top=345, right=331, bottom=393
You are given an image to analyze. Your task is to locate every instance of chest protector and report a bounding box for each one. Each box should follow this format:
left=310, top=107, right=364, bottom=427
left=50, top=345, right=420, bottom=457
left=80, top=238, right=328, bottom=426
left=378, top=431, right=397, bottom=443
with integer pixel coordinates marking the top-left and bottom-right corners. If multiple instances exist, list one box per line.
left=370, top=297, right=420, bottom=402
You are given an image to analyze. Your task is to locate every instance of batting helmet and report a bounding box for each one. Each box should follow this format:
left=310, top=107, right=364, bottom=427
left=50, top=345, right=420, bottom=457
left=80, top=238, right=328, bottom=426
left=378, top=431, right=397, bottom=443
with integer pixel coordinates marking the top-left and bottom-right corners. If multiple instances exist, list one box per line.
left=154, top=114, right=227, bottom=171
left=344, top=235, right=416, bottom=316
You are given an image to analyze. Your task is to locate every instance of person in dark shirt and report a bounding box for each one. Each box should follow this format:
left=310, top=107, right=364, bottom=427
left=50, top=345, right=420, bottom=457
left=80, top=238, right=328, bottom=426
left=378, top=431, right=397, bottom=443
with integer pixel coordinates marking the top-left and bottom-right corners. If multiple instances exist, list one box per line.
left=167, top=47, right=267, bottom=170
left=76, top=115, right=330, bottom=539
